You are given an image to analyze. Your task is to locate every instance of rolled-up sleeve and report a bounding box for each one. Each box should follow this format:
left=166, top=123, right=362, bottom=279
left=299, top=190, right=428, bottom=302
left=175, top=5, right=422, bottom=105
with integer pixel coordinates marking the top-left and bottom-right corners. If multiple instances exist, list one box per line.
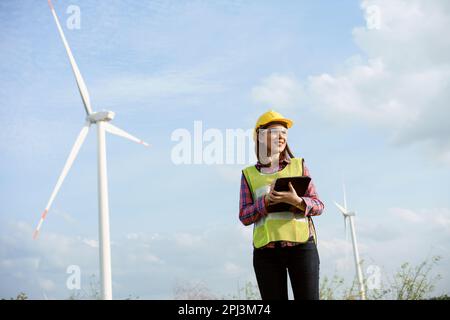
left=239, top=173, right=268, bottom=226
left=300, top=162, right=325, bottom=217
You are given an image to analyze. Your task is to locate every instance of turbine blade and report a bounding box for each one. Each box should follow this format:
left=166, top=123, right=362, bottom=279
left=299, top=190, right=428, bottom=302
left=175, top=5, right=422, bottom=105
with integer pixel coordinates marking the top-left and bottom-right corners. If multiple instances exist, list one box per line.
left=48, top=0, right=93, bottom=115
left=334, top=201, right=348, bottom=215
left=103, top=122, right=150, bottom=147
left=33, top=122, right=90, bottom=239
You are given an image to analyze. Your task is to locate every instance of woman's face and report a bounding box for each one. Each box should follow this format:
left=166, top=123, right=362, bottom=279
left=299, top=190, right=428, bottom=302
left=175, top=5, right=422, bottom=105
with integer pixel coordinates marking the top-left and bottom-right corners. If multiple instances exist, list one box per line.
left=259, top=123, right=288, bottom=155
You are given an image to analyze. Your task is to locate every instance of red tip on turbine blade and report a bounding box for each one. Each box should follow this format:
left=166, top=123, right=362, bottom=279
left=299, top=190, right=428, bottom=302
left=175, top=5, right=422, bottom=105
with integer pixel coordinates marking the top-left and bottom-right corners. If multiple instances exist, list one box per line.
left=48, top=0, right=54, bottom=10
left=33, top=230, right=40, bottom=240
left=41, top=209, right=48, bottom=219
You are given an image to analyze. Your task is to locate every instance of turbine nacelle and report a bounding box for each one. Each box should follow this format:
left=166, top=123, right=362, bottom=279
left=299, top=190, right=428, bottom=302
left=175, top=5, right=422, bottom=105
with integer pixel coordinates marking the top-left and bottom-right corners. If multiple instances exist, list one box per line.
left=344, top=211, right=356, bottom=217
left=334, top=201, right=356, bottom=217
left=87, top=111, right=115, bottom=123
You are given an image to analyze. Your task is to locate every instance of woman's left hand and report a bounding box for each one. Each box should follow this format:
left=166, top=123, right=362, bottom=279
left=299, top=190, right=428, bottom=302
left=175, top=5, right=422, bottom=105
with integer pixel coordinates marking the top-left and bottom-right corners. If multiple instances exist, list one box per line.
left=268, top=182, right=304, bottom=208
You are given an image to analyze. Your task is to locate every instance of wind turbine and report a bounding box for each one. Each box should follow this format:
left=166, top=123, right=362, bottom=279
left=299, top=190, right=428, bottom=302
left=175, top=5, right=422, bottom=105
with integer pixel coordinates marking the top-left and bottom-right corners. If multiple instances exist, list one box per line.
left=334, top=184, right=366, bottom=300
left=33, top=0, right=150, bottom=300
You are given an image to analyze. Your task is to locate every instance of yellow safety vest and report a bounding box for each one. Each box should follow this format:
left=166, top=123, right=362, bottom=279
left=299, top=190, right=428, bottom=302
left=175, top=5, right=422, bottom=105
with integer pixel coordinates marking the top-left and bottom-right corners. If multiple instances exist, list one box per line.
left=242, top=158, right=312, bottom=248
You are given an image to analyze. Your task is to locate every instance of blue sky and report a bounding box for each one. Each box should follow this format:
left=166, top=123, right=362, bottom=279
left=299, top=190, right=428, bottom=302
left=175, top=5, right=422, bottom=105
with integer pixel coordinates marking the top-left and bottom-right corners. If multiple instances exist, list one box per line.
left=1, top=0, right=449, bottom=299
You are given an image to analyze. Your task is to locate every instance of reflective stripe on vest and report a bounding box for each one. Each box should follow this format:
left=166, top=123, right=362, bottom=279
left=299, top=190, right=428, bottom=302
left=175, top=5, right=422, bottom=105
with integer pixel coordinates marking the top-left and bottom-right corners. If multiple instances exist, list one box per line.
left=242, top=158, right=310, bottom=248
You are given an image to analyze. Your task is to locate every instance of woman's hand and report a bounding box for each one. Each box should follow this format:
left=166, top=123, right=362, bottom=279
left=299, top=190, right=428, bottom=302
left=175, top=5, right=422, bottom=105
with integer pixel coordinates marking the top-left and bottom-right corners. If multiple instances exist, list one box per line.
left=266, top=182, right=305, bottom=209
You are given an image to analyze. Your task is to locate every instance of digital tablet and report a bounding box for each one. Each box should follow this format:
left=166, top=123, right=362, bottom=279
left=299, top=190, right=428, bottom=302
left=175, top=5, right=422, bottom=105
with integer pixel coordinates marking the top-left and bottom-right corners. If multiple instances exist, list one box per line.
left=267, top=176, right=311, bottom=213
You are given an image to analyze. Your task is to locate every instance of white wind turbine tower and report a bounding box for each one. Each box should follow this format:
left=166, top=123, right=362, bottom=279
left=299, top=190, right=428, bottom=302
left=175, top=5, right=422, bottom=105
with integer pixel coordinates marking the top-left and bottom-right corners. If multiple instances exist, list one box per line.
left=334, top=183, right=366, bottom=300
left=33, top=0, right=150, bottom=300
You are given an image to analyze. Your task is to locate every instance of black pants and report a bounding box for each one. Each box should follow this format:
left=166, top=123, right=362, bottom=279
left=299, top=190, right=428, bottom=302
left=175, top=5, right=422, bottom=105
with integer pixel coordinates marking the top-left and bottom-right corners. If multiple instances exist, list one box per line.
left=253, top=236, right=320, bottom=300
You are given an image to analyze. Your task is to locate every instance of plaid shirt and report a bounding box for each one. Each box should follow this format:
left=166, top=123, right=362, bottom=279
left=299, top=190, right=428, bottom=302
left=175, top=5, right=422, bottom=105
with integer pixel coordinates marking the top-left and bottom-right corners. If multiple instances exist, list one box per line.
left=239, top=156, right=324, bottom=248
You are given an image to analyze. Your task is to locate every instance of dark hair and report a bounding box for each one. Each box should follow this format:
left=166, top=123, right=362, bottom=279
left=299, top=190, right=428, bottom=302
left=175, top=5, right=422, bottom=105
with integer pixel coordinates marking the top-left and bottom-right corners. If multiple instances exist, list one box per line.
left=255, top=122, right=294, bottom=166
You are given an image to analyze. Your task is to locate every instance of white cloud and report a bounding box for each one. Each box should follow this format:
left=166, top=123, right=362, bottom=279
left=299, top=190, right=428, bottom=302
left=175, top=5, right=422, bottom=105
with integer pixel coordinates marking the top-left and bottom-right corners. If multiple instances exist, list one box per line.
left=390, top=207, right=423, bottom=223
left=38, top=278, right=56, bottom=292
left=52, top=209, right=77, bottom=225
left=125, top=232, right=161, bottom=241
left=318, top=237, right=355, bottom=273
left=222, top=261, right=244, bottom=276
left=251, top=74, right=305, bottom=109
left=1, top=210, right=450, bottom=299
left=174, top=232, right=203, bottom=248
left=142, top=253, right=164, bottom=264
left=0, top=220, right=258, bottom=298
left=251, top=0, right=450, bottom=165
left=389, top=207, right=450, bottom=233
left=82, top=238, right=99, bottom=249
left=237, top=224, right=253, bottom=243
left=434, top=211, right=450, bottom=232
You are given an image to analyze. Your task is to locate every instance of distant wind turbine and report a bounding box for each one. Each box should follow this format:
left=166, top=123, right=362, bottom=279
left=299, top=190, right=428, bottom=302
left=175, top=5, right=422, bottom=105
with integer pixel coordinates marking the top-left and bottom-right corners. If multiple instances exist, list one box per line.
left=33, top=0, right=150, bottom=300
left=334, top=183, right=366, bottom=300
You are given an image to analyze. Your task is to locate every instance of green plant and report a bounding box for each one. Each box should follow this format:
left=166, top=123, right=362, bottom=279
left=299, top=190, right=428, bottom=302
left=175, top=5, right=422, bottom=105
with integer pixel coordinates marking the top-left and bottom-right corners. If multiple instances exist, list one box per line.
left=226, top=280, right=261, bottom=300
left=319, top=274, right=345, bottom=300
left=391, top=255, right=442, bottom=300
left=2, top=292, right=28, bottom=300
left=173, top=280, right=217, bottom=300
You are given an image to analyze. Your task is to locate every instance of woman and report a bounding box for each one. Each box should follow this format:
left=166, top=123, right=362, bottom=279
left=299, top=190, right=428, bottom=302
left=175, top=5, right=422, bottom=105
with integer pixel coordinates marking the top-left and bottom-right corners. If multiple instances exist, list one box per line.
left=239, top=110, right=324, bottom=300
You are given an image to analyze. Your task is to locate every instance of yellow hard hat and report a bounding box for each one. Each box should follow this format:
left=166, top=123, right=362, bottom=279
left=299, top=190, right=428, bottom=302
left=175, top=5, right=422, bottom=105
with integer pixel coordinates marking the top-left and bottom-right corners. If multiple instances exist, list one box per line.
left=253, top=110, right=293, bottom=140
